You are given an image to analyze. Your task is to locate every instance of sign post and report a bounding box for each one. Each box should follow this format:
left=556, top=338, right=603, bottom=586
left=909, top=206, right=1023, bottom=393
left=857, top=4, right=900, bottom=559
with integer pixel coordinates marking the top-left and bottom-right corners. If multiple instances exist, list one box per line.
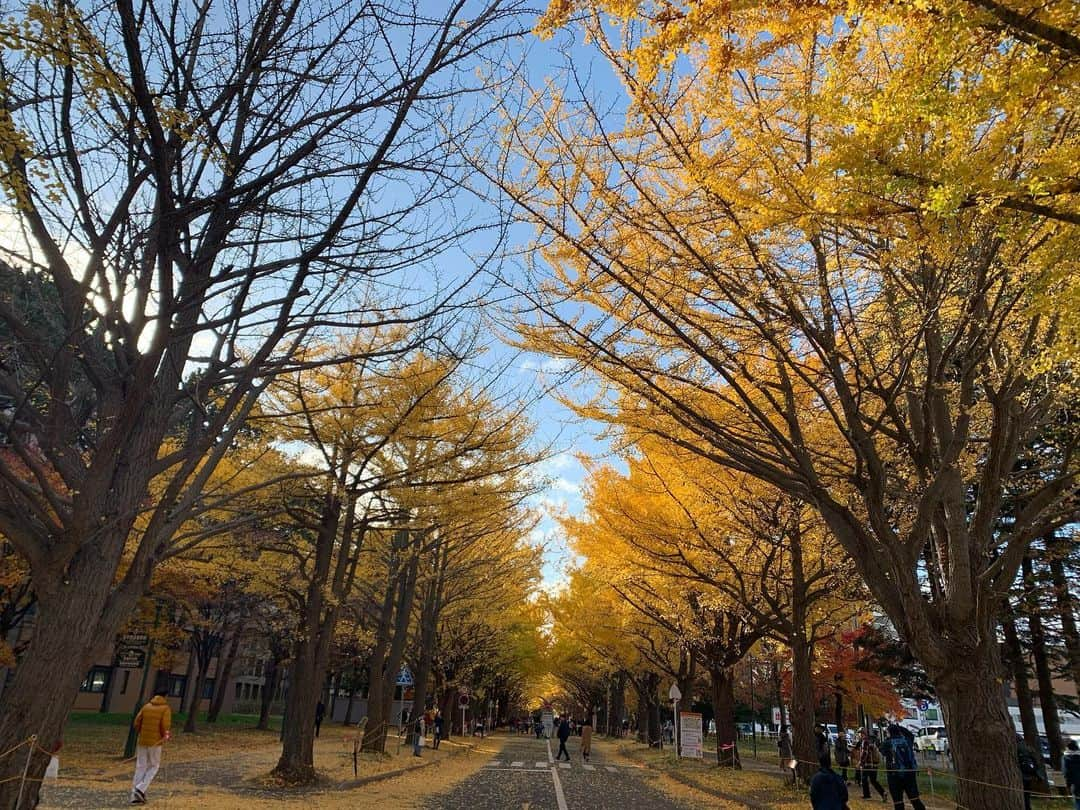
left=668, top=684, right=682, bottom=756
left=459, top=692, right=469, bottom=738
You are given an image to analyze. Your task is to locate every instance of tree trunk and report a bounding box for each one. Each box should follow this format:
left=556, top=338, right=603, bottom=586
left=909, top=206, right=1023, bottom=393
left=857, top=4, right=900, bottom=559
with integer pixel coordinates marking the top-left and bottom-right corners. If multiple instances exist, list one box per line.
left=772, top=659, right=787, bottom=731
left=789, top=636, right=816, bottom=783
left=711, top=666, right=740, bottom=768
left=1024, top=556, right=1064, bottom=767
left=0, top=586, right=119, bottom=809
left=184, top=653, right=211, bottom=733
left=934, top=643, right=1025, bottom=810
left=181, top=645, right=199, bottom=718
left=363, top=536, right=420, bottom=753
left=274, top=491, right=342, bottom=781
left=208, top=629, right=242, bottom=723
left=258, top=659, right=280, bottom=731
left=1002, top=614, right=1040, bottom=750
left=609, top=671, right=626, bottom=737
left=1047, top=535, right=1080, bottom=691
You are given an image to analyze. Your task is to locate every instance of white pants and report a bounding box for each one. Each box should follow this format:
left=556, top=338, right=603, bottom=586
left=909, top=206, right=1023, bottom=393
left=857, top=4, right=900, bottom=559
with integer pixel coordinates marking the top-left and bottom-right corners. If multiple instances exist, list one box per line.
left=132, top=745, right=162, bottom=796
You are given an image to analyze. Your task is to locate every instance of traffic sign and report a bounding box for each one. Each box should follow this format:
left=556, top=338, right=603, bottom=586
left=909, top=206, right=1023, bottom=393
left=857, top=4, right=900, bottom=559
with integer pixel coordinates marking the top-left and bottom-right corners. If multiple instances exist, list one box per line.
left=396, top=666, right=414, bottom=686
left=668, top=684, right=682, bottom=702
left=458, top=693, right=469, bottom=707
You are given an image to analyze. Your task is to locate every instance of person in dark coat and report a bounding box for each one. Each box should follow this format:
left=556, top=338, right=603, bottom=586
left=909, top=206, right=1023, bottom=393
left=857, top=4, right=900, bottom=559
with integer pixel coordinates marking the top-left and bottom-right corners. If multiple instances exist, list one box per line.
left=1062, top=738, right=1080, bottom=810
left=809, top=752, right=850, bottom=810
left=432, top=711, right=444, bottom=750
left=853, top=728, right=887, bottom=802
left=556, top=718, right=572, bottom=761
left=880, top=724, right=925, bottom=810
left=315, top=701, right=325, bottom=738
left=1017, top=736, right=1042, bottom=810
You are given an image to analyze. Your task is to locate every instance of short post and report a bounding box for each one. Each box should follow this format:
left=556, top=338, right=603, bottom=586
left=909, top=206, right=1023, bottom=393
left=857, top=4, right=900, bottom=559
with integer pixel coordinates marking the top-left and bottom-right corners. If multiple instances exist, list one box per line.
left=668, top=683, right=682, bottom=758
left=16, top=734, right=37, bottom=810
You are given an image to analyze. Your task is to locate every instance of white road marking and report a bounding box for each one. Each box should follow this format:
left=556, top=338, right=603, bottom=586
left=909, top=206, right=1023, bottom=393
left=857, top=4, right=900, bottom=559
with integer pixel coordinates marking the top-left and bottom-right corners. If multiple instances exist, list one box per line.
left=511, top=761, right=525, bottom=768
left=486, top=760, right=502, bottom=767
left=605, top=765, right=617, bottom=772
left=558, top=762, right=571, bottom=769
left=582, top=763, right=595, bottom=771
left=535, top=762, right=549, bottom=769
left=551, top=761, right=569, bottom=810
left=546, top=739, right=554, bottom=764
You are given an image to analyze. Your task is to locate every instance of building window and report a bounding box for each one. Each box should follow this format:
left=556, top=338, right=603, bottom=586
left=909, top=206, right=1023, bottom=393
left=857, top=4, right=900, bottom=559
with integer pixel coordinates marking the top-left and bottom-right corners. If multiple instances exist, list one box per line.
left=80, top=667, right=110, bottom=693
left=121, top=671, right=130, bottom=695
left=236, top=682, right=244, bottom=700
left=154, top=672, right=187, bottom=699
left=202, top=678, right=215, bottom=700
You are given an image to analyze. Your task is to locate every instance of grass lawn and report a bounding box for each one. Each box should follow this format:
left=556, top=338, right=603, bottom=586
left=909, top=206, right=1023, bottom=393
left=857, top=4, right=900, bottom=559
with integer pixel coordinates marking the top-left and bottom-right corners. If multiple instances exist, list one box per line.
left=40, top=712, right=498, bottom=809
left=619, top=739, right=1066, bottom=810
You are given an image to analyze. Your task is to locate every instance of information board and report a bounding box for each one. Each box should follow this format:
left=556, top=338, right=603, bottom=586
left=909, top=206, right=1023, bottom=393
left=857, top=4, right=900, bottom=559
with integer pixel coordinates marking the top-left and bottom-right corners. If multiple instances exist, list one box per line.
left=679, top=712, right=703, bottom=759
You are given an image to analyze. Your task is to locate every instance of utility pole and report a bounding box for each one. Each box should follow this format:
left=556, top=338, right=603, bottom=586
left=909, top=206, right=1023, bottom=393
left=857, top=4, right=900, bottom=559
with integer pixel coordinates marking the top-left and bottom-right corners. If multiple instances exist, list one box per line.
left=749, top=656, right=757, bottom=757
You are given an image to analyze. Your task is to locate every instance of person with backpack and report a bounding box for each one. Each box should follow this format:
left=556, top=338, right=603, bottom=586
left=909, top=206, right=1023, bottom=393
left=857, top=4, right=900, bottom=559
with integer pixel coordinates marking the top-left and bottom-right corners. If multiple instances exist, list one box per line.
left=1017, top=736, right=1042, bottom=810
left=1062, top=738, right=1080, bottom=810
left=853, top=728, right=887, bottom=802
left=810, top=752, right=850, bottom=810
left=880, top=724, right=925, bottom=810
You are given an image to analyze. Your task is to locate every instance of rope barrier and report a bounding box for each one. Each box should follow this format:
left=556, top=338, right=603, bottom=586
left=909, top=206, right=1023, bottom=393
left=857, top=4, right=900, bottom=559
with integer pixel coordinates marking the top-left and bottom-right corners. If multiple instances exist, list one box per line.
left=759, top=749, right=1073, bottom=801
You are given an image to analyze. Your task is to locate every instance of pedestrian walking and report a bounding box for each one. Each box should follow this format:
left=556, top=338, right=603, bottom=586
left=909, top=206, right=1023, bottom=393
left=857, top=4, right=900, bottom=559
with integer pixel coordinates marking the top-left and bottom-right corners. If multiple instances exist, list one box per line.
left=315, top=700, right=325, bottom=738
left=130, top=690, right=172, bottom=805
left=581, top=719, right=592, bottom=762
left=556, top=717, right=572, bottom=761
left=412, top=715, right=425, bottom=757
left=809, top=752, right=850, bottom=810
left=880, top=724, right=925, bottom=810
left=835, top=732, right=851, bottom=783
left=1017, top=735, right=1041, bottom=810
left=432, top=711, right=444, bottom=750
left=853, top=728, right=886, bottom=802
left=778, top=725, right=796, bottom=785
left=1062, top=738, right=1080, bottom=810
left=815, top=724, right=831, bottom=761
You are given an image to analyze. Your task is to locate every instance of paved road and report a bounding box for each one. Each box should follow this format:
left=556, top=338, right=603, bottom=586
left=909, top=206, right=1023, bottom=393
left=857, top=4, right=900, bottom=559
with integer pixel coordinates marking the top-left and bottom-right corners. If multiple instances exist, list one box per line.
left=431, top=735, right=696, bottom=810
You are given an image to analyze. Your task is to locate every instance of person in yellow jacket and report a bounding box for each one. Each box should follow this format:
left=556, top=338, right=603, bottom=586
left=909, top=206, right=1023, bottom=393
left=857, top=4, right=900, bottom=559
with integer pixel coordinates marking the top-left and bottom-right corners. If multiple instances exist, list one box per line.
left=131, top=690, right=172, bottom=804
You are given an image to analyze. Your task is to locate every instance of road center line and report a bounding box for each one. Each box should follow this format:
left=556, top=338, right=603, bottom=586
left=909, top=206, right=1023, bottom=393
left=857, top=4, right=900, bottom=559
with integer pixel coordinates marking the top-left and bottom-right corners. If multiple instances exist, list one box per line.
left=546, top=738, right=554, bottom=764
left=551, top=760, right=569, bottom=810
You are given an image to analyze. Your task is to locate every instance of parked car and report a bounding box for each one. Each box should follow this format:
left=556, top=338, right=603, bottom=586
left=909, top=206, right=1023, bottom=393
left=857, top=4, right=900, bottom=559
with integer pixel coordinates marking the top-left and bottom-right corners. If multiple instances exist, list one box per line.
left=916, top=725, right=949, bottom=754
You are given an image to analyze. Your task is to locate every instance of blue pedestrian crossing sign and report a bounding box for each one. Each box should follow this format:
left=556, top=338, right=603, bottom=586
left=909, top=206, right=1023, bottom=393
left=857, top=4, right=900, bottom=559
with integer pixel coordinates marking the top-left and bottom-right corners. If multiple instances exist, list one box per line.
left=396, top=666, right=414, bottom=686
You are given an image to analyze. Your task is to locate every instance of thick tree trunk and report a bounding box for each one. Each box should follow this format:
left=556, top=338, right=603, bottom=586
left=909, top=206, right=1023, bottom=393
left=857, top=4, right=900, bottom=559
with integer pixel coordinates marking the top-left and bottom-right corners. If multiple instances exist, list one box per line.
left=258, top=659, right=280, bottom=731
left=274, top=492, right=342, bottom=781
left=274, top=619, right=334, bottom=781
left=711, top=666, right=741, bottom=768
left=1047, top=535, right=1080, bottom=691
left=789, top=636, right=816, bottom=783
left=1002, top=614, right=1041, bottom=751
left=0, top=586, right=119, bottom=809
left=208, top=629, right=242, bottom=722
left=935, top=643, right=1025, bottom=810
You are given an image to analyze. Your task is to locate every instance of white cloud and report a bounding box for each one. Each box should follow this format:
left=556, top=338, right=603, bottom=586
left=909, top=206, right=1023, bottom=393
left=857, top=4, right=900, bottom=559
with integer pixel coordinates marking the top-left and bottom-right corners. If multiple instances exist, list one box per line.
left=519, top=357, right=574, bottom=374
